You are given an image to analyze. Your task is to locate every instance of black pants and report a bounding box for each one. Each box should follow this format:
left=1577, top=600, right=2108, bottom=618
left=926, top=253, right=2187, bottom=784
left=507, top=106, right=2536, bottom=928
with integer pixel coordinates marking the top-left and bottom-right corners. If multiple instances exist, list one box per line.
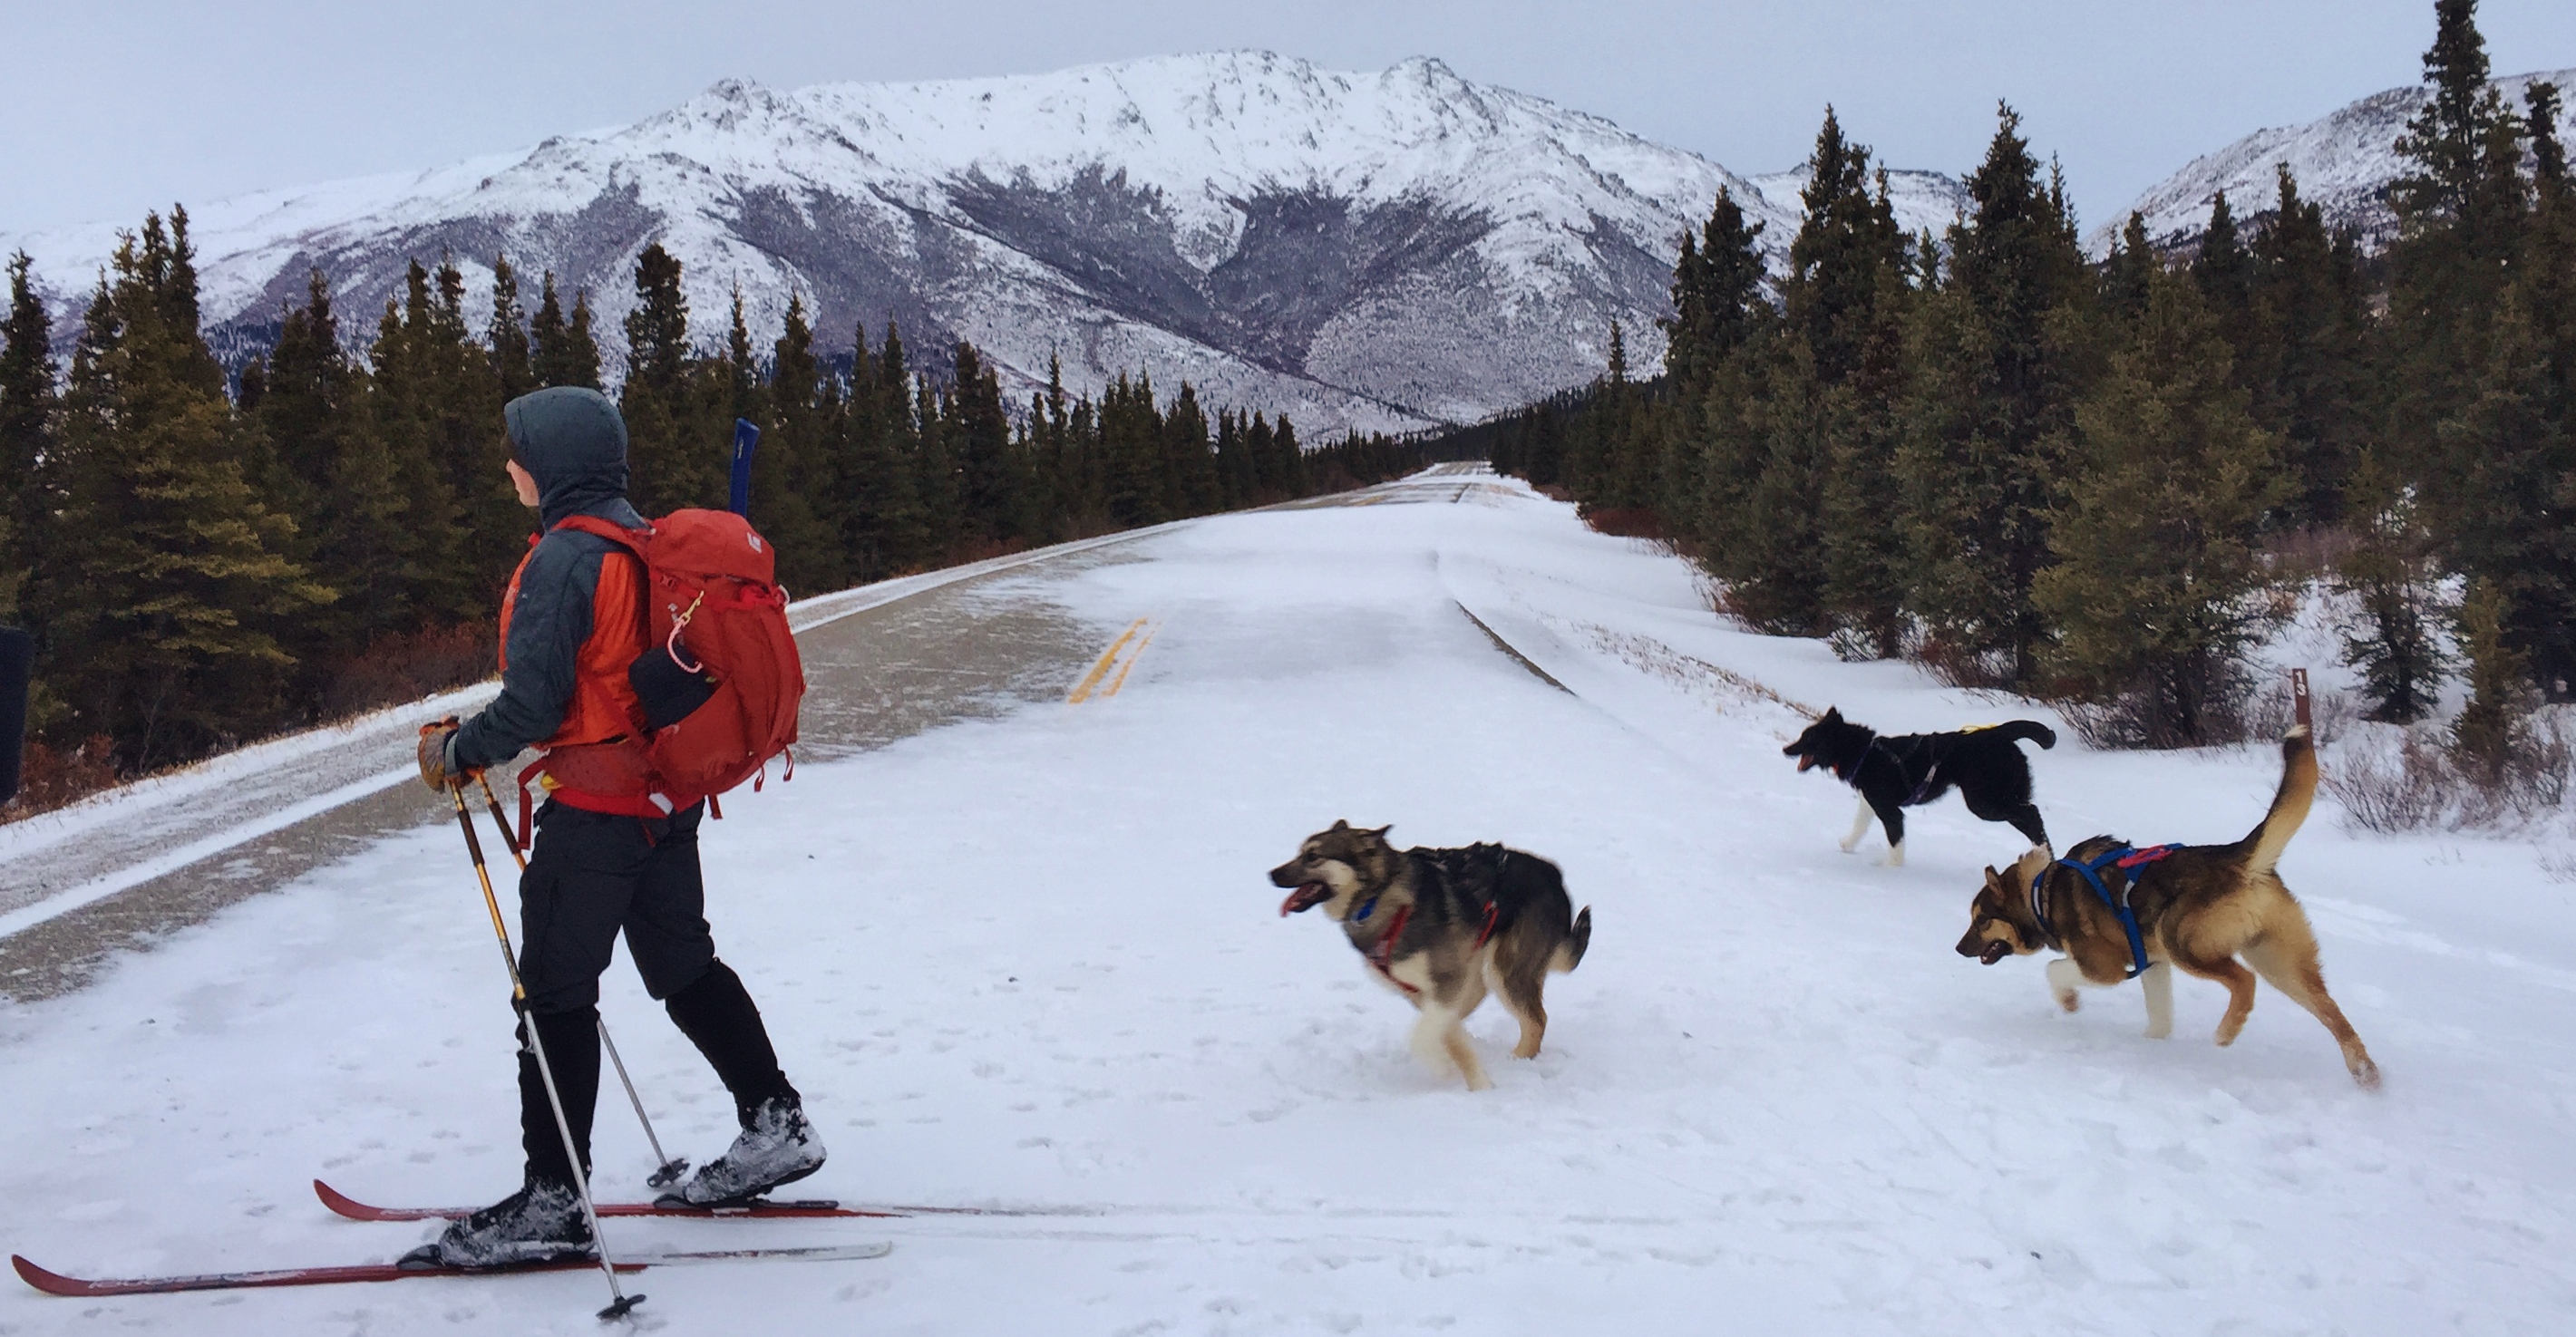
left=512, top=799, right=796, bottom=1187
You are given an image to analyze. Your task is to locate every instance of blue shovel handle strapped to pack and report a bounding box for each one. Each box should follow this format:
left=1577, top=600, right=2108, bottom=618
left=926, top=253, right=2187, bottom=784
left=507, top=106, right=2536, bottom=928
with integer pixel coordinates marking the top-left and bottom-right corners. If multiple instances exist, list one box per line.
left=2030, top=844, right=2182, bottom=978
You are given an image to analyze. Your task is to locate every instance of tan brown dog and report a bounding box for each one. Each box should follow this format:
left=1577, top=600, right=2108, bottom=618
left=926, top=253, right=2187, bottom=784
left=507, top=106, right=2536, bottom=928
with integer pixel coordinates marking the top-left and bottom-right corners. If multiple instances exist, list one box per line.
left=1955, top=727, right=2379, bottom=1089
left=1269, top=821, right=1591, bottom=1090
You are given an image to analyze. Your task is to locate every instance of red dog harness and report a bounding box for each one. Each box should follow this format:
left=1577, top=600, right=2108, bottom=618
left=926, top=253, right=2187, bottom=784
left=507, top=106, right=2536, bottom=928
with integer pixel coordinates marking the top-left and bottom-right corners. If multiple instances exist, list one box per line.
left=1352, top=899, right=1503, bottom=996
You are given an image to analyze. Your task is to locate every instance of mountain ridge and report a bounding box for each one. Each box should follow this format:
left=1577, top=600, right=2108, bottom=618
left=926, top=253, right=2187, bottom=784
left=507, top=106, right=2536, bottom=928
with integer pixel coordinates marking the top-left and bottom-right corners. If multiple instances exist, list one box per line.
left=1, top=52, right=1957, bottom=435
left=2096, top=64, right=2576, bottom=257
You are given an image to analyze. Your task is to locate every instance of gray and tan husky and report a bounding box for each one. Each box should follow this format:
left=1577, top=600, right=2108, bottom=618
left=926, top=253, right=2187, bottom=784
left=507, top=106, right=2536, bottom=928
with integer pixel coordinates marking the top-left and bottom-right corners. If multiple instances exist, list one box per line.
left=1954, top=727, right=2379, bottom=1089
left=1269, top=821, right=1592, bottom=1090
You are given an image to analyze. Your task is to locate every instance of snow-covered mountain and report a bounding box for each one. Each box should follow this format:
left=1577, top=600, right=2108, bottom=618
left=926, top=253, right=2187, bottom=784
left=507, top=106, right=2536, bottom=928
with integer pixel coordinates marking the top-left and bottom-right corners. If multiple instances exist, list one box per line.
left=2097, top=65, right=2576, bottom=257
left=4, top=53, right=1948, bottom=435
left=1745, top=166, right=1968, bottom=240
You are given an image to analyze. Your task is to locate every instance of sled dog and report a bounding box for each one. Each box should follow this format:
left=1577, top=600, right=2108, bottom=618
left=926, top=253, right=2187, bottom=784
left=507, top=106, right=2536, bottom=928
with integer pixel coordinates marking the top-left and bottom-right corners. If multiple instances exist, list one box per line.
left=1269, top=821, right=1591, bottom=1091
left=1954, top=727, right=2379, bottom=1089
left=1782, top=707, right=2056, bottom=864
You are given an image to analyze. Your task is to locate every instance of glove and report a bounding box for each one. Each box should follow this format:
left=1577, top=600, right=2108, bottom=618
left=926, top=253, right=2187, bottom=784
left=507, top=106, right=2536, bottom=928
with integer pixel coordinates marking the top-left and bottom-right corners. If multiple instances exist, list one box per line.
left=416, top=717, right=471, bottom=792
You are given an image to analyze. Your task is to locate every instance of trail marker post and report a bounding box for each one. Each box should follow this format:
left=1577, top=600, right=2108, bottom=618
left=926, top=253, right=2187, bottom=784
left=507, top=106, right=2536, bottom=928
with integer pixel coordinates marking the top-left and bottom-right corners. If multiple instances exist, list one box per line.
left=2292, top=667, right=2312, bottom=731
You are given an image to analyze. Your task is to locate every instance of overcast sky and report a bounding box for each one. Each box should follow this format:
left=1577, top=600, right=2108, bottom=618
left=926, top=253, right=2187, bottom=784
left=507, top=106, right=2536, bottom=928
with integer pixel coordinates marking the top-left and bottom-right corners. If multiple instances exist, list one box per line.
left=5, top=0, right=2571, bottom=237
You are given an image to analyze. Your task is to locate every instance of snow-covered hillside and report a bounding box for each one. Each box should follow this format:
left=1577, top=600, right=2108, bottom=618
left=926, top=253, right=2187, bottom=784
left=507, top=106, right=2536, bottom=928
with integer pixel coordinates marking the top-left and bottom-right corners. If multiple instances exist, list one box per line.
left=0, top=54, right=1940, bottom=435
left=1747, top=165, right=1969, bottom=240
left=3, top=470, right=2571, bottom=1332
left=2097, top=65, right=2576, bottom=257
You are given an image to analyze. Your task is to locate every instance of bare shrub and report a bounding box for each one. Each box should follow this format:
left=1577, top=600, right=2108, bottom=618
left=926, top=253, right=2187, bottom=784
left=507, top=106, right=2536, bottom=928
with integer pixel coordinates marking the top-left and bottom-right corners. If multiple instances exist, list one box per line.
left=1, top=733, right=122, bottom=821
left=2241, top=674, right=2360, bottom=747
left=2327, top=715, right=2574, bottom=833
left=1577, top=506, right=1668, bottom=540
left=2051, top=656, right=2256, bottom=751
left=2326, top=729, right=2456, bottom=832
left=1909, top=634, right=2018, bottom=691
left=2540, top=849, right=2576, bottom=885
left=319, top=623, right=499, bottom=721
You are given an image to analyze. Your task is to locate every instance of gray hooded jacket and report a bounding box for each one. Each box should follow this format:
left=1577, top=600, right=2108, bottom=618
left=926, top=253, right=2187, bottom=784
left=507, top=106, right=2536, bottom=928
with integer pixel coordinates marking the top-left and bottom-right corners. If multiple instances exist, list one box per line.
left=449, top=388, right=649, bottom=773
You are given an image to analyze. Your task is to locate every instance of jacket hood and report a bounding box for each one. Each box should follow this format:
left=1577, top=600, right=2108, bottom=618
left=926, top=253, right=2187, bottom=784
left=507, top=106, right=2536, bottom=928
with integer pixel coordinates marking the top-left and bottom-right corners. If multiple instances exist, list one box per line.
left=504, top=387, right=630, bottom=527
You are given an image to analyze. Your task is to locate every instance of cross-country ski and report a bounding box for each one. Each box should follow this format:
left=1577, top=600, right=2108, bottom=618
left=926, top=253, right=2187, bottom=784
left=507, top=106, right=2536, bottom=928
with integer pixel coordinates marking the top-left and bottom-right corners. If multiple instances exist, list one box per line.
left=11, top=1243, right=891, bottom=1299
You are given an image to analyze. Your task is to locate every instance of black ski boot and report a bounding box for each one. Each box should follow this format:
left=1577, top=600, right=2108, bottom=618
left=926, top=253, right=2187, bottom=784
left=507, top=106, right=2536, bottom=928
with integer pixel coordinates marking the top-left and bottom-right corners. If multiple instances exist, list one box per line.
left=399, top=1177, right=593, bottom=1268
left=670, top=1096, right=827, bottom=1205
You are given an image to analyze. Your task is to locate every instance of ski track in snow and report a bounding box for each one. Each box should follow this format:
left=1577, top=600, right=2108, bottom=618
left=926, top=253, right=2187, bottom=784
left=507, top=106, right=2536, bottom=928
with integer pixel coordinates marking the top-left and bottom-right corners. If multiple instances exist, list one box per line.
left=4, top=472, right=2574, bottom=1333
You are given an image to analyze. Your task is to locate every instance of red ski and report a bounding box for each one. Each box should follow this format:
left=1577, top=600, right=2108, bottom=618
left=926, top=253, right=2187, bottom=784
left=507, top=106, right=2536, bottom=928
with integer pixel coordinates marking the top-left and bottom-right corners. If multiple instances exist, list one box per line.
left=315, top=1179, right=1086, bottom=1221
left=315, top=1178, right=899, bottom=1222
left=14, top=1242, right=889, bottom=1298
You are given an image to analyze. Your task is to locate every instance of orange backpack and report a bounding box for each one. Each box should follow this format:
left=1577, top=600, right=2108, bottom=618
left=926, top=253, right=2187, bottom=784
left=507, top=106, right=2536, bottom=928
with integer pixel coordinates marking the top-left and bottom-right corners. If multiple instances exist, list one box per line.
left=554, top=510, right=805, bottom=804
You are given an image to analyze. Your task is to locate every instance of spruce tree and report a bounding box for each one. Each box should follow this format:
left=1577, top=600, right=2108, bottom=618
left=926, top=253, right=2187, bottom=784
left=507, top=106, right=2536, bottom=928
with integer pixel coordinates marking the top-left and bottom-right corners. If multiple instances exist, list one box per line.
left=949, top=341, right=1017, bottom=540
left=1160, top=381, right=1218, bottom=519
left=2103, top=214, right=2158, bottom=323
left=1819, top=254, right=1916, bottom=655
left=43, top=213, right=332, bottom=767
left=1101, top=373, right=1164, bottom=526
left=2387, top=0, right=2529, bottom=489
left=2191, top=191, right=2256, bottom=363
left=2032, top=267, right=2287, bottom=745
left=527, top=276, right=604, bottom=392
left=2434, top=286, right=2575, bottom=694
left=2450, top=576, right=2536, bottom=785
left=365, top=265, right=467, bottom=615
left=2, top=252, right=57, bottom=608
left=488, top=256, right=534, bottom=403
left=1895, top=102, right=2093, bottom=683
left=862, top=324, right=931, bottom=570
left=622, top=244, right=713, bottom=513
left=2248, top=166, right=2373, bottom=524
left=758, top=293, right=840, bottom=595
left=2337, top=455, right=2448, bottom=722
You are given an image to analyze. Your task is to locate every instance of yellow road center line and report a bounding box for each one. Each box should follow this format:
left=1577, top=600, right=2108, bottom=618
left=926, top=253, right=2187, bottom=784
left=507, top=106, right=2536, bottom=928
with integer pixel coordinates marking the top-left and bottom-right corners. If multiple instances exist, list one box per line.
left=1103, top=625, right=1159, bottom=698
left=1069, top=619, right=1147, bottom=703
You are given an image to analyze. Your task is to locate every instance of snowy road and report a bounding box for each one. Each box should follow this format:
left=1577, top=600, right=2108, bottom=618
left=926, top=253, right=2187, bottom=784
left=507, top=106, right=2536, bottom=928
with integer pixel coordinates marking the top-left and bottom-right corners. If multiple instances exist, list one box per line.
left=4, top=468, right=2573, bottom=1334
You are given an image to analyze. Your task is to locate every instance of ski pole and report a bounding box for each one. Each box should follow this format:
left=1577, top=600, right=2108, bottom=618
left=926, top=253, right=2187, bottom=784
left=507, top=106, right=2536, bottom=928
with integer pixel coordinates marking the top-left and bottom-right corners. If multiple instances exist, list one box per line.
left=474, top=774, right=690, bottom=1188
left=447, top=783, right=643, bottom=1322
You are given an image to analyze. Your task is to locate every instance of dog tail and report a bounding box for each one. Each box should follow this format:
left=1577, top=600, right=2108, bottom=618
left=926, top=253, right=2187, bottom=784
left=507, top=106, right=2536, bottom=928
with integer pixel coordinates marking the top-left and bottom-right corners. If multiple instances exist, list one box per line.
left=2240, top=726, right=2318, bottom=876
left=1995, top=720, right=2057, bottom=751
left=1550, top=906, right=1592, bottom=974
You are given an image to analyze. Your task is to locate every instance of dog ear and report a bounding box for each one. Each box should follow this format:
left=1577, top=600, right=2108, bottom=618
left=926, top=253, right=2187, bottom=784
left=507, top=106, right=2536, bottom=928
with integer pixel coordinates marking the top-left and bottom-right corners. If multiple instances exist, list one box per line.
left=1370, top=824, right=1394, bottom=839
left=1329, top=819, right=1349, bottom=831
left=1981, top=866, right=2004, bottom=894
left=1823, top=706, right=1841, bottom=722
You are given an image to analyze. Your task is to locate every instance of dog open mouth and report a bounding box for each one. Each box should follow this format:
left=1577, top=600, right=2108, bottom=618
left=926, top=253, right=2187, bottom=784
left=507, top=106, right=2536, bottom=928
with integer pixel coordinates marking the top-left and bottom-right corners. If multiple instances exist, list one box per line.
left=1793, top=753, right=1815, bottom=771
left=1978, top=940, right=2013, bottom=965
left=1278, top=883, right=1331, bottom=916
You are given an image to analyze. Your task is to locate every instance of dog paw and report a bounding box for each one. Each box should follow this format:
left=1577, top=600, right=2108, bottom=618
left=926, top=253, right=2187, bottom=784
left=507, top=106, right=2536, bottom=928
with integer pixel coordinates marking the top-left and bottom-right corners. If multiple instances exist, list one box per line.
left=2055, top=990, right=2081, bottom=1013
left=2143, top=1023, right=2172, bottom=1040
left=1838, top=839, right=1859, bottom=854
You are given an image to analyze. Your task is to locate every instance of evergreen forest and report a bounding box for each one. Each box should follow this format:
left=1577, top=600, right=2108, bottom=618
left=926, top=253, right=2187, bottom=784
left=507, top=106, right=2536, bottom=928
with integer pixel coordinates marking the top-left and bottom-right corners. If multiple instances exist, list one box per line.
left=0, top=228, right=1423, bottom=802
left=1466, top=0, right=2574, bottom=777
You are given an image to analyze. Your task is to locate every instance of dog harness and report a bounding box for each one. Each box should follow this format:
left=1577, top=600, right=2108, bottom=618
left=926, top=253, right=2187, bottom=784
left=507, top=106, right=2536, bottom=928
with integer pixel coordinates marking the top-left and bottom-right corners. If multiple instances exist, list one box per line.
left=2030, top=844, right=2182, bottom=978
left=1855, top=733, right=1949, bottom=805
left=1348, top=894, right=1504, bottom=997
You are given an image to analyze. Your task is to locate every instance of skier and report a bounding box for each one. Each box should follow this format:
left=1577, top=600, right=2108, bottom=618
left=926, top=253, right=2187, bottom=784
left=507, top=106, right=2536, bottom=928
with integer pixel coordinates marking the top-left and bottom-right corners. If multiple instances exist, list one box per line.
left=410, top=386, right=823, bottom=1265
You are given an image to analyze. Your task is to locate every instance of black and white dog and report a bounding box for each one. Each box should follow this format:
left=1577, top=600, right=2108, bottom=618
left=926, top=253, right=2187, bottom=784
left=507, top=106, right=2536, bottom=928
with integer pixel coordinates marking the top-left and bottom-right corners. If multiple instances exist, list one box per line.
left=1782, top=708, right=2055, bottom=865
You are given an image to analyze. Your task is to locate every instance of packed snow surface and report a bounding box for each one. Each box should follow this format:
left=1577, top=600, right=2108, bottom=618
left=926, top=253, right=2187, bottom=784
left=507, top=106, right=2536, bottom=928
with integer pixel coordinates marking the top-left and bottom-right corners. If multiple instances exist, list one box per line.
left=3, top=472, right=2571, bottom=1333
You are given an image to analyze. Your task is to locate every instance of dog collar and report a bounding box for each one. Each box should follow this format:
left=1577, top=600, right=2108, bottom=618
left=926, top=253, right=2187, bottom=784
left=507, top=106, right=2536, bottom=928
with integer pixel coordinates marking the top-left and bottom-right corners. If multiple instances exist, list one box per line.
left=1352, top=893, right=1380, bottom=923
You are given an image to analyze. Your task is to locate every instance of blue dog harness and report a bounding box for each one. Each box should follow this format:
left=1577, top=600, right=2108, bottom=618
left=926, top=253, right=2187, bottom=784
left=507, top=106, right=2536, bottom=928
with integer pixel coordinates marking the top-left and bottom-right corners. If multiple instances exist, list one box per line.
left=2029, top=844, right=2182, bottom=978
